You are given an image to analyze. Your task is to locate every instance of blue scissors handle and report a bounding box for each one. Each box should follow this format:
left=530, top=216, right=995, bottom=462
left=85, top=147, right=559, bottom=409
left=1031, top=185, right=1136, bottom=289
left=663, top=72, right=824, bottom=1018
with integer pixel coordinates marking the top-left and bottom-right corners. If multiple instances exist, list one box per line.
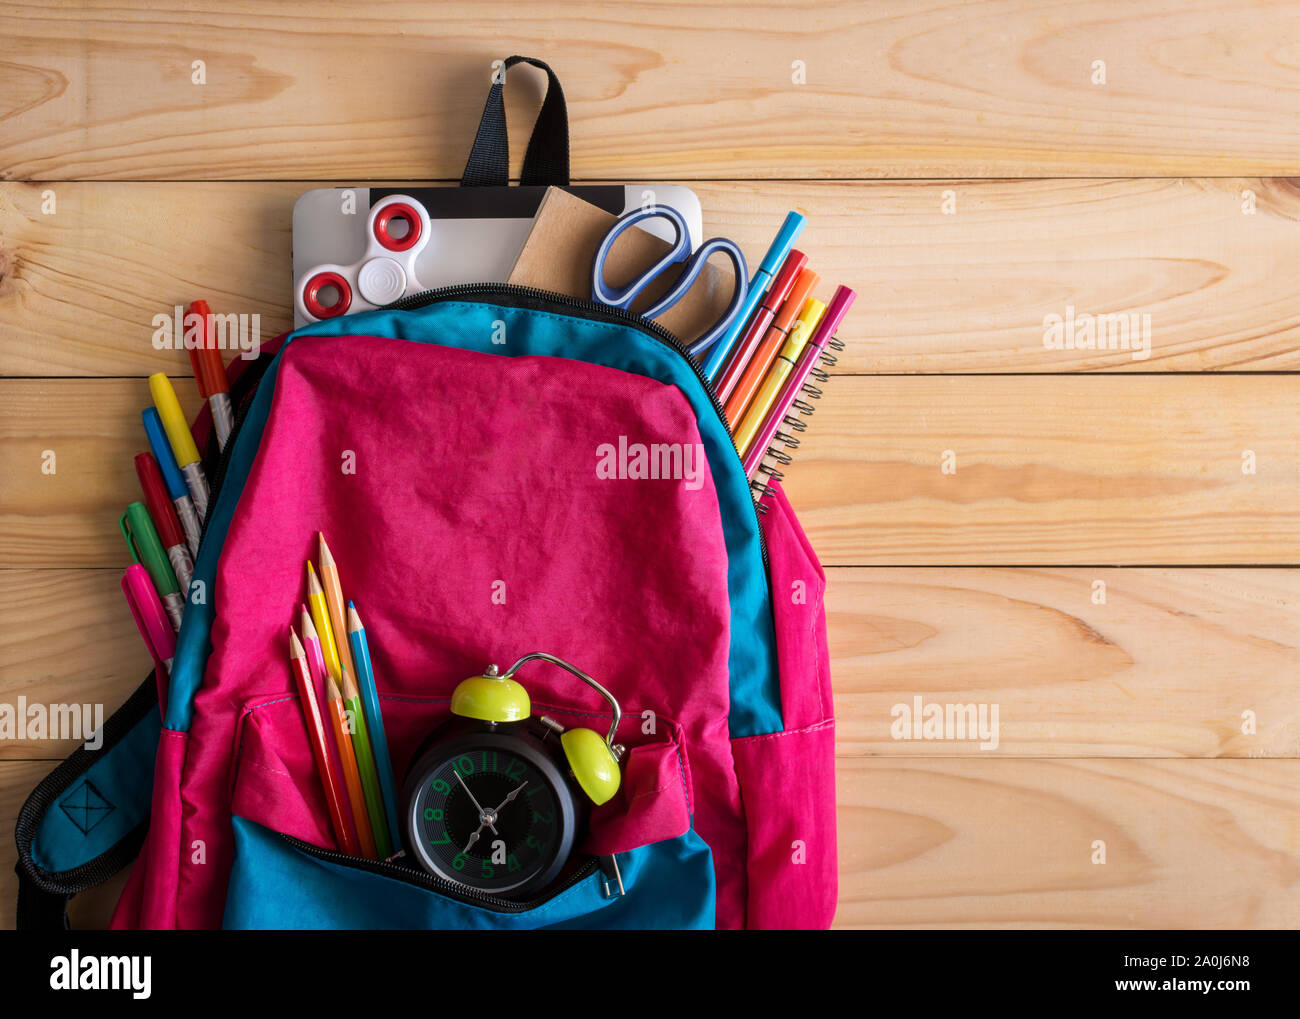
left=591, top=205, right=692, bottom=311
left=592, top=205, right=749, bottom=354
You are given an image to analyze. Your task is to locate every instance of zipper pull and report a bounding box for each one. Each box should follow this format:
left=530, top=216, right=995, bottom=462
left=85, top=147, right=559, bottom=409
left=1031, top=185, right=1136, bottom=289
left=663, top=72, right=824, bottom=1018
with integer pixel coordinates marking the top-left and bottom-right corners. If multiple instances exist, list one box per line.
left=600, top=854, right=624, bottom=898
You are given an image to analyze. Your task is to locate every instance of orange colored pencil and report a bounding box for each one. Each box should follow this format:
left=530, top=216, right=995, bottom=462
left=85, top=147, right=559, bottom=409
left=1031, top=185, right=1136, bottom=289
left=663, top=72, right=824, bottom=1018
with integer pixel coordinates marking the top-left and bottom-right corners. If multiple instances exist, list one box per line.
left=317, top=534, right=358, bottom=682
left=289, top=628, right=357, bottom=855
left=326, top=673, right=377, bottom=859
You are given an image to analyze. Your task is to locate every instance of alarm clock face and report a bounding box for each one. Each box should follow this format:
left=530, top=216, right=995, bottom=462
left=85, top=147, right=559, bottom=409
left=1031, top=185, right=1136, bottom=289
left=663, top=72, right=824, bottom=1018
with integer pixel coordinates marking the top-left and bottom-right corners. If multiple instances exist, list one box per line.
left=404, top=730, right=579, bottom=897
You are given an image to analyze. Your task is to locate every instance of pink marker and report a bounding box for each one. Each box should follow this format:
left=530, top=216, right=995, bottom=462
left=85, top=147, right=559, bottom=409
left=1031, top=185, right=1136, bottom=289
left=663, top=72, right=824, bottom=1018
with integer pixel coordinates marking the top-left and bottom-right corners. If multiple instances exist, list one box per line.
left=122, top=563, right=178, bottom=715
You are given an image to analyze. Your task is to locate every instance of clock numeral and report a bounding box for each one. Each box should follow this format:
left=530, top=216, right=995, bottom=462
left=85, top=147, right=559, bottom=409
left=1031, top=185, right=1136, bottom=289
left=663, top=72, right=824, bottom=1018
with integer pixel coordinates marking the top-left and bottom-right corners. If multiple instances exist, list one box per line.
left=480, top=860, right=494, bottom=879
left=525, top=833, right=548, bottom=852
left=504, top=759, right=526, bottom=781
left=423, top=807, right=443, bottom=821
left=532, top=808, right=554, bottom=825
left=454, top=755, right=475, bottom=777
left=452, top=853, right=469, bottom=871
left=428, top=833, right=451, bottom=846
left=431, top=779, right=451, bottom=795
left=507, top=854, right=522, bottom=873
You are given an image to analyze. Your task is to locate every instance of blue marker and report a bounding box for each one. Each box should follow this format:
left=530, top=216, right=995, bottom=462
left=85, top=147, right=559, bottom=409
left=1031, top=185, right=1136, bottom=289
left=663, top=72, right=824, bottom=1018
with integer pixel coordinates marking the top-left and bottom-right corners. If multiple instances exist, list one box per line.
left=143, top=408, right=202, bottom=558
left=696, top=210, right=806, bottom=378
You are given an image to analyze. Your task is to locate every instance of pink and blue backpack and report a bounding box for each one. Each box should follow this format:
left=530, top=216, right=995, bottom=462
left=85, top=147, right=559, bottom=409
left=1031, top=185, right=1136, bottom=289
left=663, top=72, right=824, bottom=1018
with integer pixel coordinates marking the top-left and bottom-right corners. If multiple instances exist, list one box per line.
left=15, top=60, right=837, bottom=931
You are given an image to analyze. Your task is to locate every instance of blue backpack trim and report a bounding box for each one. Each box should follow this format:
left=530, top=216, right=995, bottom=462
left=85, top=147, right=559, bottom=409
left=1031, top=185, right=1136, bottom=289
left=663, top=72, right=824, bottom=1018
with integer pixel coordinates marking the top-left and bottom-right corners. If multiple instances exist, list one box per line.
left=224, top=817, right=716, bottom=930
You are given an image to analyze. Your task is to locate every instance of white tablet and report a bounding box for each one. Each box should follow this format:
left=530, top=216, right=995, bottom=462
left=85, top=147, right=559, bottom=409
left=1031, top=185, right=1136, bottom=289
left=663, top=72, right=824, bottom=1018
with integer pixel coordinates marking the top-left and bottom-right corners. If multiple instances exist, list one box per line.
left=292, top=185, right=703, bottom=327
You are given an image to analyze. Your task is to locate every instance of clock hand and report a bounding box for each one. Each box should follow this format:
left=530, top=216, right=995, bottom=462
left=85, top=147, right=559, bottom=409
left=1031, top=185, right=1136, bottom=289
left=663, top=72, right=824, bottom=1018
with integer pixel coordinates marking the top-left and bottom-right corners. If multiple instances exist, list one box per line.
left=453, top=769, right=498, bottom=836
left=462, top=829, right=482, bottom=855
left=489, top=780, right=529, bottom=816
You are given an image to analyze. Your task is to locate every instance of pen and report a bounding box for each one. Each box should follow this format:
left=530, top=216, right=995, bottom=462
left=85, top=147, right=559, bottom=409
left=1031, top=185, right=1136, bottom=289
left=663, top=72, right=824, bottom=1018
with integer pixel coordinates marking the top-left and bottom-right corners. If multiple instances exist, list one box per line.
left=121, top=563, right=176, bottom=713
left=743, top=285, right=856, bottom=480
left=120, top=501, right=184, bottom=633
left=733, top=297, right=826, bottom=459
left=697, top=210, right=805, bottom=371
left=148, top=373, right=210, bottom=524
left=134, top=452, right=194, bottom=598
left=188, top=300, right=233, bottom=451
left=142, top=409, right=201, bottom=558
left=724, top=267, right=821, bottom=426
left=713, top=250, right=808, bottom=406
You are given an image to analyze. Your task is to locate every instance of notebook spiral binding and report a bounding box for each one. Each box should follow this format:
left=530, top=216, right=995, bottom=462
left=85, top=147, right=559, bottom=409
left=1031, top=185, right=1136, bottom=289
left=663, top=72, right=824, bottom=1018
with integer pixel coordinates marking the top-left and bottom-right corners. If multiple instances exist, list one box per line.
left=748, top=331, right=843, bottom=513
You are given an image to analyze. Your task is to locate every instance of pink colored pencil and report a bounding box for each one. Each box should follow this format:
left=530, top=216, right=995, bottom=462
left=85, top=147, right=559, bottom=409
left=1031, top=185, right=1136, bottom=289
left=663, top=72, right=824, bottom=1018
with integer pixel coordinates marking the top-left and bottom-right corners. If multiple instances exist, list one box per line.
left=299, top=604, right=329, bottom=699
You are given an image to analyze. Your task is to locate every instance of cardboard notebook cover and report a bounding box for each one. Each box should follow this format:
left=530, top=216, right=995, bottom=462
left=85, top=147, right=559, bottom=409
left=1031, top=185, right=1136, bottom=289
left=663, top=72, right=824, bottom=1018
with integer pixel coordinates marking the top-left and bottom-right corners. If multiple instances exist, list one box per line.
left=508, top=187, right=735, bottom=348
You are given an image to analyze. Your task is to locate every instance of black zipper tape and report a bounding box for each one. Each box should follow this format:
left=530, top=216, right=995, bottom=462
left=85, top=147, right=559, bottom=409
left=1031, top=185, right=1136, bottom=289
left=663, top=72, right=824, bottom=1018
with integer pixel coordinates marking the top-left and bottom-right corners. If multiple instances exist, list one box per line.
left=278, top=832, right=599, bottom=914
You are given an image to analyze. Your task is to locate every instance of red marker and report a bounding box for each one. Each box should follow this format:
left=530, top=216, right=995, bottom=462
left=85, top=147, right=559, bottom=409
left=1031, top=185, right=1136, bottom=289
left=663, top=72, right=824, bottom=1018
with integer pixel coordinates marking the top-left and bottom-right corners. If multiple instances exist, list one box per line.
left=135, top=452, right=195, bottom=598
left=713, top=250, right=809, bottom=407
left=187, top=300, right=233, bottom=451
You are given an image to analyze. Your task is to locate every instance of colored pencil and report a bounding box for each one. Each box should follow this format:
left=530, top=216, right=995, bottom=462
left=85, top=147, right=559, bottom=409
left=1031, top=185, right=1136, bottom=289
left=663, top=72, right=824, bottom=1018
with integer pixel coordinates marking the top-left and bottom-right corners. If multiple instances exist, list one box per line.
left=317, top=535, right=358, bottom=682
left=341, top=665, right=392, bottom=858
left=299, top=604, right=329, bottom=696
left=306, top=561, right=342, bottom=681
left=289, top=628, right=357, bottom=855
left=347, top=603, right=402, bottom=854
left=326, top=673, right=377, bottom=859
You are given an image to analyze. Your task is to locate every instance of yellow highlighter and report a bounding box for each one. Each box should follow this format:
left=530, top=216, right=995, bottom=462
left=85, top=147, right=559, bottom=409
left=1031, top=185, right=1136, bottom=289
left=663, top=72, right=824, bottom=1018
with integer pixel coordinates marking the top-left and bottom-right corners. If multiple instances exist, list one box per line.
left=734, top=298, right=826, bottom=459
left=148, top=373, right=211, bottom=523
left=306, top=561, right=343, bottom=681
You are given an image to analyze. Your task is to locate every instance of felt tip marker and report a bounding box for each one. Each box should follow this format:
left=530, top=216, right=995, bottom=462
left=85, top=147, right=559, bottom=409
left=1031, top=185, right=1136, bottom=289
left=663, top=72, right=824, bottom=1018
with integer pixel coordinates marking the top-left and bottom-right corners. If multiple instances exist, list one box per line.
left=134, top=452, right=195, bottom=597
left=187, top=300, right=233, bottom=451
left=142, top=408, right=202, bottom=558
left=697, top=210, right=806, bottom=373
left=121, top=501, right=184, bottom=633
left=148, top=373, right=210, bottom=525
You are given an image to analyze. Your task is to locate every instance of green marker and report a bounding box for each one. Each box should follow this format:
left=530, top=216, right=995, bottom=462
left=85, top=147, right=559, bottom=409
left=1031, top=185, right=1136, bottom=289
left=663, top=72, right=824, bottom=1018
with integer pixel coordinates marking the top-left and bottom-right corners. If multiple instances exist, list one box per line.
left=120, top=501, right=183, bottom=633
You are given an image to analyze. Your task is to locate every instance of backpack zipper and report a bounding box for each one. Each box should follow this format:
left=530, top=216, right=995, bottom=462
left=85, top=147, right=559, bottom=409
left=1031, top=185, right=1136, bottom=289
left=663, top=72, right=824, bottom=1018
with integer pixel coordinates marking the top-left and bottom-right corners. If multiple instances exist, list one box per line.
left=277, top=831, right=599, bottom=913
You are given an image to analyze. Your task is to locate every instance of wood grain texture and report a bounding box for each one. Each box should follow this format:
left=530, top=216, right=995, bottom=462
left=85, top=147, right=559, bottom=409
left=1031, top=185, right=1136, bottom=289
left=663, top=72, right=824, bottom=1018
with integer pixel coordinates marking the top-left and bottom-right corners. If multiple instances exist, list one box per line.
left=5, top=178, right=1300, bottom=376
left=6, top=1, right=1300, bottom=180
left=4, top=565, right=1296, bottom=760
left=0, top=570, right=153, bottom=758
left=787, top=374, right=1300, bottom=565
left=834, top=758, right=1300, bottom=928
left=830, top=568, right=1300, bottom=758
left=3, top=376, right=1296, bottom=568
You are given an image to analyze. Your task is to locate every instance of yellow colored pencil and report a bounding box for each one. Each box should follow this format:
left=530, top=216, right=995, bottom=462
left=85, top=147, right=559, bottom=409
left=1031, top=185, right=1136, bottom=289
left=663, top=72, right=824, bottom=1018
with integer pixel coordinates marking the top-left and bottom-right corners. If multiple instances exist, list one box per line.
left=318, top=534, right=358, bottom=682
left=306, top=561, right=342, bottom=681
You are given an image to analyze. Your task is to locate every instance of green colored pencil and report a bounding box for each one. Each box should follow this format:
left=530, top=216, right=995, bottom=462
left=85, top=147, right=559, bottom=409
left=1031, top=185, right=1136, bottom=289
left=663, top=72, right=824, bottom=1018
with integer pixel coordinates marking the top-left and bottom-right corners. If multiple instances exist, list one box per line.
left=341, top=665, right=392, bottom=858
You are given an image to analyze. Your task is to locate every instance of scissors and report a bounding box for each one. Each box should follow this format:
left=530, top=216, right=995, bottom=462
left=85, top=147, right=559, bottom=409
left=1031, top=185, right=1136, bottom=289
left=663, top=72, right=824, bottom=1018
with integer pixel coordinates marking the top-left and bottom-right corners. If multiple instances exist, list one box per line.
left=591, top=205, right=748, bottom=356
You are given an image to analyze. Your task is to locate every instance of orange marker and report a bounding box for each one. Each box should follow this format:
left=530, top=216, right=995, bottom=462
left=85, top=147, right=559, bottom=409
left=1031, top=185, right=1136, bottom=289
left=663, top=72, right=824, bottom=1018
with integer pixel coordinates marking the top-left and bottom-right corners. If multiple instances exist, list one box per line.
left=326, top=673, right=377, bottom=859
left=724, top=267, right=820, bottom=426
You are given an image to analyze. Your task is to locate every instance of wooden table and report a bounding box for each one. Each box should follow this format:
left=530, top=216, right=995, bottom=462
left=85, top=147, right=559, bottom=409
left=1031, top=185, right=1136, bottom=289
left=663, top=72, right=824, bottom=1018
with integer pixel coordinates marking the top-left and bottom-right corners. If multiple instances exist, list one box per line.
left=2, top=0, right=1299, bottom=929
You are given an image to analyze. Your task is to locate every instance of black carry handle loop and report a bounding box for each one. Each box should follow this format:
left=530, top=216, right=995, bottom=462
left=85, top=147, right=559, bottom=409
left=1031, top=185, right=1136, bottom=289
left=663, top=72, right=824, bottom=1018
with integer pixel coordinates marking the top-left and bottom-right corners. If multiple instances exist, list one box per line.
left=460, top=55, right=570, bottom=188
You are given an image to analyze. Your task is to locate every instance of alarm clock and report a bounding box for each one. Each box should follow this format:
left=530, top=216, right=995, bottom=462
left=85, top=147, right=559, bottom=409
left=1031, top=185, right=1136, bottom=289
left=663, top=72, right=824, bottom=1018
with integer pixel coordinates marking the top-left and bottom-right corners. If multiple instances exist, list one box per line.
left=401, top=652, right=625, bottom=899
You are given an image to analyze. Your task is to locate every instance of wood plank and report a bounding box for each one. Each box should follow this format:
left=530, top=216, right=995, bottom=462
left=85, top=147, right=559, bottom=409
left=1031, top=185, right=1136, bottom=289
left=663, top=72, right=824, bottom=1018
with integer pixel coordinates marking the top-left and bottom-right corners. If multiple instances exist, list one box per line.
left=786, top=374, right=1300, bottom=565
left=833, top=758, right=1300, bottom=928
left=5, top=2, right=1300, bottom=180
left=2, top=376, right=1296, bottom=567
left=0, top=570, right=153, bottom=759
left=3, top=566, right=1297, bottom=759
left=5, top=179, right=1300, bottom=376
left=0, top=760, right=133, bottom=930
left=829, top=567, right=1300, bottom=758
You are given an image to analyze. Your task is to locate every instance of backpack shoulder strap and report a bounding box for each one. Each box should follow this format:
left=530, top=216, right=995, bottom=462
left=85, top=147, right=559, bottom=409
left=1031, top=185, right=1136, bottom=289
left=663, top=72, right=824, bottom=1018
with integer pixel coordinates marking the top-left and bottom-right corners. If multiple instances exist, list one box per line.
left=13, top=675, right=161, bottom=928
